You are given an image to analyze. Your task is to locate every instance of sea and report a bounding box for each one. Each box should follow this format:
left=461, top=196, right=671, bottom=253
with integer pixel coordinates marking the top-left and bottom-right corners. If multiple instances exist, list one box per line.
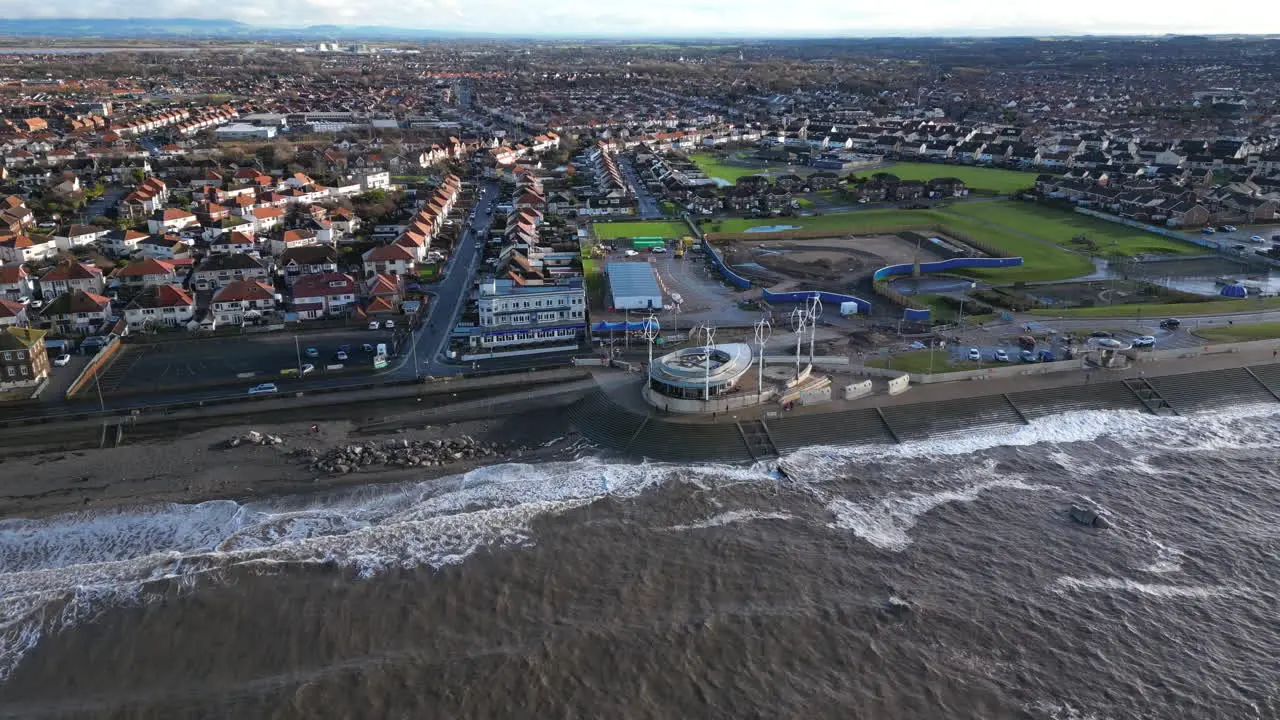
left=0, top=405, right=1278, bottom=719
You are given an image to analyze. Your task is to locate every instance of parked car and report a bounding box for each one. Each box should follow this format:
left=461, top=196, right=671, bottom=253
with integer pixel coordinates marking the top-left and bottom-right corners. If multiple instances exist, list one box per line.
left=338, top=344, right=351, bottom=354
left=967, top=347, right=981, bottom=361
left=994, top=349, right=1010, bottom=363
left=335, top=351, right=349, bottom=361
left=301, top=363, right=315, bottom=375
left=1019, top=350, right=1037, bottom=363
left=305, top=347, right=319, bottom=358
left=1201, top=227, right=1216, bottom=234
left=362, top=343, right=375, bottom=353
left=1160, top=318, right=1182, bottom=329
left=1250, top=235, right=1266, bottom=243
left=1037, top=350, right=1057, bottom=362
left=27, top=299, right=42, bottom=309
left=1132, top=336, right=1156, bottom=348
left=1089, top=331, right=1114, bottom=338
left=385, top=319, right=396, bottom=329
left=53, top=354, right=71, bottom=367
left=651, top=246, right=666, bottom=253
left=624, top=249, right=639, bottom=257
left=247, top=383, right=278, bottom=395
left=368, top=320, right=380, bottom=330
left=1222, top=225, right=1238, bottom=232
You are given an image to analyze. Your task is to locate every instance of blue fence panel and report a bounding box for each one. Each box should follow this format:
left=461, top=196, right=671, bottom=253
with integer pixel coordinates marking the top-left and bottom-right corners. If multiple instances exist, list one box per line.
left=761, top=289, right=873, bottom=314
left=903, top=308, right=931, bottom=322
left=701, top=237, right=752, bottom=290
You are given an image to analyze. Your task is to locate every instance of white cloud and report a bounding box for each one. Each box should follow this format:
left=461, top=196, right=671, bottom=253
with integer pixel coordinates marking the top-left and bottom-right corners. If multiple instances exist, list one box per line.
left=6, top=0, right=1280, bottom=35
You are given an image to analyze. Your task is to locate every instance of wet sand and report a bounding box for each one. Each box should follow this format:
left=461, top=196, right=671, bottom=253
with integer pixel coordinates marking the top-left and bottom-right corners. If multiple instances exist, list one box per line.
left=0, top=407, right=581, bottom=521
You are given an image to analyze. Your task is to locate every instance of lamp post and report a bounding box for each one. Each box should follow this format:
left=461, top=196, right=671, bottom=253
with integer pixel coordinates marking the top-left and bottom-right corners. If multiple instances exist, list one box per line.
left=754, top=316, right=772, bottom=405
left=294, top=335, right=302, bottom=375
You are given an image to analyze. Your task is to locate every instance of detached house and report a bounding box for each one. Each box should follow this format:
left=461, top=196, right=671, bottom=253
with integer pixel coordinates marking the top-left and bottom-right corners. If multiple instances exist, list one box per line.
left=290, top=272, right=358, bottom=319
left=113, top=258, right=179, bottom=290
left=147, top=208, right=198, bottom=235
left=211, top=279, right=278, bottom=326
left=362, top=244, right=417, bottom=278
left=250, top=206, right=285, bottom=233
left=208, top=230, right=258, bottom=256
left=0, top=233, right=58, bottom=264
left=43, top=289, right=113, bottom=334
left=270, top=227, right=322, bottom=256
left=280, top=245, right=340, bottom=287
left=0, top=326, right=50, bottom=388
left=123, top=285, right=196, bottom=330
left=38, top=261, right=104, bottom=300
left=101, top=229, right=150, bottom=258
left=52, top=224, right=109, bottom=252
left=191, top=253, right=269, bottom=291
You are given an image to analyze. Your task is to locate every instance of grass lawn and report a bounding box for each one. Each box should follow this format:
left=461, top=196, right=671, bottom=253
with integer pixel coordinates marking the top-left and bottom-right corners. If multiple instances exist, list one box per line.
left=865, top=350, right=979, bottom=373
left=593, top=220, right=691, bottom=239
left=947, top=201, right=1204, bottom=257
left=794, top=197, right=815, bottom=209
left=855, top=163, right=1041, bottom=194
left=1194, top=322, right=1280, bottom=343
left=705, top=209, right=929, bottom=234
left=1030, top=297, right=1280, bottom=318
left=689, top=153, right=766, bottom=183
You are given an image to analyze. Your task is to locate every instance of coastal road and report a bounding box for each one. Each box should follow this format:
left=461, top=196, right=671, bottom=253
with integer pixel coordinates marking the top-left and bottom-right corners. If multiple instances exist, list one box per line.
left=400, top=181, right=498, bottom=377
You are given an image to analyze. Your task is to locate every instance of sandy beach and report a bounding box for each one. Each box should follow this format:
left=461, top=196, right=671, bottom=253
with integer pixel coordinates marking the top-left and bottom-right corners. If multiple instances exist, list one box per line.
left=0, top=405, right=583, bottom=521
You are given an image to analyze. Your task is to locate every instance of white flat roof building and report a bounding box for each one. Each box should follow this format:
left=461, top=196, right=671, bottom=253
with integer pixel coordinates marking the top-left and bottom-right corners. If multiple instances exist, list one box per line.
left=214, top=124, right=277, bottom=140
left=606, top=262, right=663, bottom=311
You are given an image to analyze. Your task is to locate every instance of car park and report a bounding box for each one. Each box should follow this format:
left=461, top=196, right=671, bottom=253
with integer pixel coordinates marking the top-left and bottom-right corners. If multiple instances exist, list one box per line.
left=53, top=354, right=71, bottom=367
left=967, top=347, right=981, bottom=361
left=247, top=383, right=278, bottom=395
left=994, top=349, right=1010, bottom=362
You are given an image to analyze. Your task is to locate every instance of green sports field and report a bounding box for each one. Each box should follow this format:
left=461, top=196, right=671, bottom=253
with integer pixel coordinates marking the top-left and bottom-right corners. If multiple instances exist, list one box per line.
left=854, top=162, right=1041, bottom=194
left=593, top=221, right=692, bottom=239
left=1030, top=297, right=1280, bottom=318
left=946, top=201, right=1205, bottom=257
left=688, top=153, right=767, bottom=183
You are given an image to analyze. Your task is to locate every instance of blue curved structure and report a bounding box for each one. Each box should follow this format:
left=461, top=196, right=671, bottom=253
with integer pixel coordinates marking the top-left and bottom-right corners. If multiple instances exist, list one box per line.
left=1220, top=283, right=1248, bottom=298
left=872, top=256, right=1024, bottom=281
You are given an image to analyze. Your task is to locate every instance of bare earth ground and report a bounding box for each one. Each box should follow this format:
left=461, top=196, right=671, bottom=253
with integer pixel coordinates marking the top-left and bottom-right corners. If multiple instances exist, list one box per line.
left=0, top=407, right=581, bottom=520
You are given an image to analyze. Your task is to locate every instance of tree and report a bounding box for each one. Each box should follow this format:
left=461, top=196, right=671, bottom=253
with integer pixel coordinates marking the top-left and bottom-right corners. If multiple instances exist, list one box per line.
left=128, top=168, right=146, bottom=186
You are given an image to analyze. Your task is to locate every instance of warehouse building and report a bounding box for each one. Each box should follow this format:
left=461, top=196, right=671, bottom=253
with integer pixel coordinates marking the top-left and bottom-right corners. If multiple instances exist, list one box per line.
left=606, top=262, right=663, bottom=311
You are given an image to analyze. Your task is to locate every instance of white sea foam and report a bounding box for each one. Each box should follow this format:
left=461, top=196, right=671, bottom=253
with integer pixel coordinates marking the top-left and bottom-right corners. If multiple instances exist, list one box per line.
left=0, top=456, right=781, bottom=683
left=785, top=403, right=1280, bottom=480
left=1138, top=538, right=1185, bottom=575
left=1050, top=576, right=1229, bottom=599
left=827, top=477, right=1057, bottom=551
left=665, top=510, right=795, bottom=532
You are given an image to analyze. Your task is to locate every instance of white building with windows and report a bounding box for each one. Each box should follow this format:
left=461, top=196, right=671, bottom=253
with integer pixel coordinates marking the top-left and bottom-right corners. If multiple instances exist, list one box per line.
left=472, top=278, right=586, bottom=357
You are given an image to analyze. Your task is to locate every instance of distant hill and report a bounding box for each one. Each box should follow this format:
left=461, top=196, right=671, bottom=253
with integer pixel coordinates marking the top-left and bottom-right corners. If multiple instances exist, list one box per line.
left=0, top=18, right=497, bottom=40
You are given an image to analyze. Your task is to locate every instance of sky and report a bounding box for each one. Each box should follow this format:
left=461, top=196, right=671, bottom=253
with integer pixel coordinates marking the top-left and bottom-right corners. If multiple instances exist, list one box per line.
left=6, top=0, right=1280, bottom=36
